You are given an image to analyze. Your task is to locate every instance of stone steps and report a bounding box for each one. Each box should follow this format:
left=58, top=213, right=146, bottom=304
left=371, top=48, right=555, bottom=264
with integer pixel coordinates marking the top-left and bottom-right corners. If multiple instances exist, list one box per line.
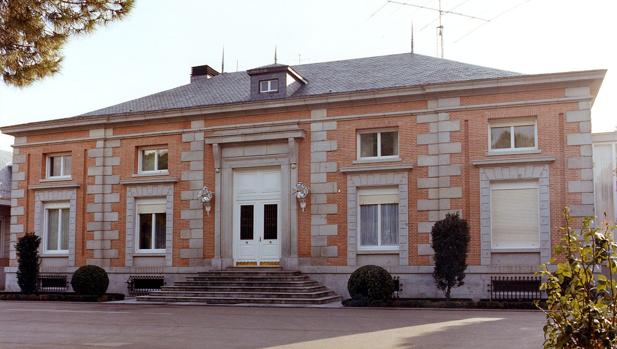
left=186, top=275, right=310, bottom=282
left=161, top=285, right=327, bottom=293
left=137, top=295, right=341, bottom=305
left=146, top=290, right=335, bottom=299
left=137, top=269, right=341, bottom=305
left=174, top=280, right=320, bottom=287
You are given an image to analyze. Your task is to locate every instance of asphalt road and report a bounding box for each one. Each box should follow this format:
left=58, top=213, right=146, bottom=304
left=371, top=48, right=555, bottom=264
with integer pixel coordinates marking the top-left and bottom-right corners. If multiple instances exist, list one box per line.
left=0, top=301, right=545, bottom=349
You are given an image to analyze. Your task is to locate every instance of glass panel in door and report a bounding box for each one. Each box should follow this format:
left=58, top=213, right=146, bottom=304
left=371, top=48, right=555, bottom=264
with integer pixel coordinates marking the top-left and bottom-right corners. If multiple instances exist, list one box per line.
left=263, top=204, right=278, bottom=240
left=240, top=205, right=254, bottom=240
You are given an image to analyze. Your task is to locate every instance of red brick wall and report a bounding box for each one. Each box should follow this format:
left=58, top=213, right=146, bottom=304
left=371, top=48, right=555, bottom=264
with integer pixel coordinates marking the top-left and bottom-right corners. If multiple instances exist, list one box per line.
left=8, top=82, right=592, bottom=268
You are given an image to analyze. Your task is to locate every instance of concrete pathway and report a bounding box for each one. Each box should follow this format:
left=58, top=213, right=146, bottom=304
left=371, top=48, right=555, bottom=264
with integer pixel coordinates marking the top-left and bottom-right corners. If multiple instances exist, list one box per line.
left=0, top=301, right=544, bottom=348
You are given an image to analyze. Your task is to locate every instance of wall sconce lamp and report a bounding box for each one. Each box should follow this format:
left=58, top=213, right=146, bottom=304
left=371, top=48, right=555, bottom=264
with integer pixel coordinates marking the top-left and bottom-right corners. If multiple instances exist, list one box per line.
left=198, top=186, right=214, bottom=216
left=294, top=182, right=310, bottom=212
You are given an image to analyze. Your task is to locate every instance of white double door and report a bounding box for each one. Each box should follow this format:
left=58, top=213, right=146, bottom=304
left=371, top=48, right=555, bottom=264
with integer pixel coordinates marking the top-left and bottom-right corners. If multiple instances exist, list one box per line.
left=233, top=168, right=281, bottom=265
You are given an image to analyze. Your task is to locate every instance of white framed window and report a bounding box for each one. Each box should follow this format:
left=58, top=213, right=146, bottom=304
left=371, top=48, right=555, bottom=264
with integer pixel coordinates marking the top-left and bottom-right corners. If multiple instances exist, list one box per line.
left=490, top=181, right=540, bottom=249
left=357, top=130, right=399, bottom=160
left=489, top=118, right=537, bottom=152
left=259, top=79, right=279, bottom=93
left=358, top=187, right=399, bottom=250
left=138, top=148, right=168, bottom=174
left=135, top=198, right=167, bottom=253
left=46, top=154, right=72, bottom=179
left=43, top=202, right=70, bottom=254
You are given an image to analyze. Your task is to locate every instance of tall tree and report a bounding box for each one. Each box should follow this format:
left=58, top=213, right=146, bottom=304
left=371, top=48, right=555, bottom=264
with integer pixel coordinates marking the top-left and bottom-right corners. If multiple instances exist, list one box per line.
left=431, top=212, right=470, bottom=299
left=0, top=0, right=134, bottom=87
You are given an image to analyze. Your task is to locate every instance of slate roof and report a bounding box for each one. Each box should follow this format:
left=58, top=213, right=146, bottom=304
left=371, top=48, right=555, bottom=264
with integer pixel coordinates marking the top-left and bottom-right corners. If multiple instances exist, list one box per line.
left=82, top=53, right=520, bottom=117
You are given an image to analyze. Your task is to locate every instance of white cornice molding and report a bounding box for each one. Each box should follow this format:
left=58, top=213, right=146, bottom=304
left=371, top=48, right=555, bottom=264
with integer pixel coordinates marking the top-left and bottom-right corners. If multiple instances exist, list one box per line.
left=0, top=69, right=605, bottom=136
left=7, top=95, right=595, bottom=149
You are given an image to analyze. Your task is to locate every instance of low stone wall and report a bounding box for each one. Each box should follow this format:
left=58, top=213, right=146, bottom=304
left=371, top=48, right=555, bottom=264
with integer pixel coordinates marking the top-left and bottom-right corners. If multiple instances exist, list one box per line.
left=3, top=264, right=540, bottom=299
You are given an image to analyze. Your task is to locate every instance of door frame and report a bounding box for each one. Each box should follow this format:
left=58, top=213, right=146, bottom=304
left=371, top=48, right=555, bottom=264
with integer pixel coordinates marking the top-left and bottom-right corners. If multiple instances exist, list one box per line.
left=232, top=198, right=282, bottom=266
left=213, top=140, right=299, bottom=269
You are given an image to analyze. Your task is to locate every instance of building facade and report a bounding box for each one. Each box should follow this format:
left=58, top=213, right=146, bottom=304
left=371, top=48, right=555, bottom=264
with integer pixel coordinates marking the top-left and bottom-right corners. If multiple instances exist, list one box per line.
left=593, top=132, right=617, bottom=223
left=0, top=53, right=606, bottom=298
left=0, top=150, right=12, bottom=288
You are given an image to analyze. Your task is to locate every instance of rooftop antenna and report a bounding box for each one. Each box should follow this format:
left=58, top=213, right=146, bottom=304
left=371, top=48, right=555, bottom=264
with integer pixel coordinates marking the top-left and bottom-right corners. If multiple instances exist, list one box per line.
left=437, top=0, right=443, bottom=58
left=410, top=21, right=414, bottom=54
left=387, top=0, right=489, bottom=58
left=274, top=46, right=278, bottom=64
left=298, top=53, right=301, bottom=64
left=221, top=46, right=225, bottom=73
left=236, top=59, right=239, bottom=72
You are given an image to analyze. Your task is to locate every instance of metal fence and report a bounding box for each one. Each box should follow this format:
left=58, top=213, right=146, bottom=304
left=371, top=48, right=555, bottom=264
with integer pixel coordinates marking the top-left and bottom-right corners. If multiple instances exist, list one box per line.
left=488, top=275, right=543, bottom=301
left=127, top=275, right=165, bottom=296
left=37, top=274, right=69, bottom=292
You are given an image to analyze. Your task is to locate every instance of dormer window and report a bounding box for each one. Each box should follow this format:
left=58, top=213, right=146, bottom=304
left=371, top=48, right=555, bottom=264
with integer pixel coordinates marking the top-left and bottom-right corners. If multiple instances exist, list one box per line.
left=259, top=79, right=279, bottom=93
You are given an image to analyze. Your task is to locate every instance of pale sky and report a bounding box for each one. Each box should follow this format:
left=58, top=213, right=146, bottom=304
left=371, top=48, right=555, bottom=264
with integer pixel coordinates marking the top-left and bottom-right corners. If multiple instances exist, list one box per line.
left=0, top=0, right=615, bottom=152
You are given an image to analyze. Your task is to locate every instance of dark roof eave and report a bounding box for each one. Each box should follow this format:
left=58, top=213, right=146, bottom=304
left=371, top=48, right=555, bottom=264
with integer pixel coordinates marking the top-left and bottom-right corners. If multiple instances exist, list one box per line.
left=0, top=69, right=606, bottom=136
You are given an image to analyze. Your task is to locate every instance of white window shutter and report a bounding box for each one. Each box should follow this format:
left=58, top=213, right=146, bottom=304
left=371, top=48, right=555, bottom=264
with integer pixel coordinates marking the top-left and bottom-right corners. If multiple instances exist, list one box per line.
left=358, top=187, right=399, bottom=205
left=491, top=182, right=540, bottom=249
left=136, top=199, right=166, bottom=214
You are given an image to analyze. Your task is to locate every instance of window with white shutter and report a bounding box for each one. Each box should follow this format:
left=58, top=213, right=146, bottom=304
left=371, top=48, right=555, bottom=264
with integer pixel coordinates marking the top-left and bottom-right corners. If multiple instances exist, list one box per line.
left=135, top=198, right=167, bottom=253
left=490, top=181, right=540, bottom=249
left=358, top=187, right=399, bottom=250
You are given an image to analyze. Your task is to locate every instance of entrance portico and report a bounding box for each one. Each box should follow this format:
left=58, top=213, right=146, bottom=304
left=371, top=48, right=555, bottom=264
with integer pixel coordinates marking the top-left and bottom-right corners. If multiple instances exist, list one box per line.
left=206, top=124, right=304, bottom=269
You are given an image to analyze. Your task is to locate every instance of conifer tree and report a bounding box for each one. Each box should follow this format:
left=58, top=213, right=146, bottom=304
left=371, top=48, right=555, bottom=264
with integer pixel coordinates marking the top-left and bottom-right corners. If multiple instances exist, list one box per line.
left=431, top=212, right=470, bottom=298
left=0, top=0, right=134, bottom=86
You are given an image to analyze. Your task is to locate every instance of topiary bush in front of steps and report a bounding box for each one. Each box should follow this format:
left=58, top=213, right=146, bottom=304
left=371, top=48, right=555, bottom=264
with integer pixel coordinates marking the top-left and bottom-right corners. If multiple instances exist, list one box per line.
left=347, top=265, right=394, bottom=306
left=71, top=265, right=109, bottom=296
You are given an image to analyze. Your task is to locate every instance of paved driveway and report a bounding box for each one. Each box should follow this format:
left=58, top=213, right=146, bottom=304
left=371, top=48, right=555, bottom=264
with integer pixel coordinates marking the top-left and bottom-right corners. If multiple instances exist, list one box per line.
left=0, top=301, right=544, bottom=348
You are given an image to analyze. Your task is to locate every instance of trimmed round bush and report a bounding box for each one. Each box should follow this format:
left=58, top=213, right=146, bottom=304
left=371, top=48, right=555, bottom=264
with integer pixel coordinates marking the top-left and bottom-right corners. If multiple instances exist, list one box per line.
left=71, top=265, right=109, bottom=296
left=347, top=265, right=394, bottom=303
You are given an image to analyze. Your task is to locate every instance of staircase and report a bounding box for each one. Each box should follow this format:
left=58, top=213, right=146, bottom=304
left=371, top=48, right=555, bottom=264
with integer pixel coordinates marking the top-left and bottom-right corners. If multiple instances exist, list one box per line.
left=136, top=268, right=341, bottom=305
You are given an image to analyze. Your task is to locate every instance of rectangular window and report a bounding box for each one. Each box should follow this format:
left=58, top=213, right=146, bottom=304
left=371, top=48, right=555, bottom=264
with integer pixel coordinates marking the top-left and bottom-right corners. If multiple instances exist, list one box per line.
left=46, top=154, right=72, bottom=178
left=259, top=79, right=279, bottom=93
left=490, top=181, right=540, bottom=249
left=136, top=199, right=167, bottom=252
left=357, top=130, right=399, bottom=160
left=358, top=187, right=399, bottom=250
left=139, top=148, right=168, bottom=174
left=489, top=119, right=537, bottom=151
left=44, top=203, right=70, bottom=254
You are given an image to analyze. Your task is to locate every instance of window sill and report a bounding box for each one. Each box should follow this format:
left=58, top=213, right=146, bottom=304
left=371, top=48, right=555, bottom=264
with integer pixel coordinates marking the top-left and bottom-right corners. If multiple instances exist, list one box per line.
left=41, top=177, right=72, bottom=182
left=134, top=171, right=169, bottom=177
left=121, top=176, right=177, bottom=185
left=357, top=248, right=400, bottom=255
left=340, top=163, right=413, bottom=173
left=29, top=182, right=80, bottom=190
left=491, top=248, right=540, bottom=253
left=41, top=253, right=69, bottom=258
left=133, top=251, right=166, bottom=257
left=353, top=157, right=401, bottom=164
left=486, top=149, right=541, bottom=156
left=471, top=155, right=555, bottom=167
